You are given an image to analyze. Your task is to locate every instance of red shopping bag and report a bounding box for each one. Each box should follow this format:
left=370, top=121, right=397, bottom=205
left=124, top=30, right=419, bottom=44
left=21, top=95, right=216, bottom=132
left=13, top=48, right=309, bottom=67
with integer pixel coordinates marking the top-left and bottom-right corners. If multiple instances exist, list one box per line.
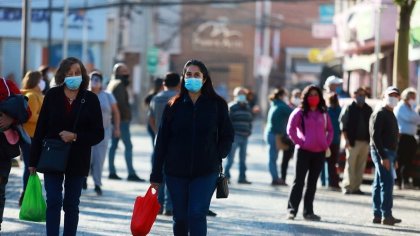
left=131, top=186, right=161, bottom=236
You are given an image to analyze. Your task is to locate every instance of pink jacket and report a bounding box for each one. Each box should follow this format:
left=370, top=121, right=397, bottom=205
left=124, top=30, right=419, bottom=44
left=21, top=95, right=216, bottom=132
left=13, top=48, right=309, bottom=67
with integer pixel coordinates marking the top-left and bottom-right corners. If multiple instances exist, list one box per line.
left=287, top=108, right=333, bottom=153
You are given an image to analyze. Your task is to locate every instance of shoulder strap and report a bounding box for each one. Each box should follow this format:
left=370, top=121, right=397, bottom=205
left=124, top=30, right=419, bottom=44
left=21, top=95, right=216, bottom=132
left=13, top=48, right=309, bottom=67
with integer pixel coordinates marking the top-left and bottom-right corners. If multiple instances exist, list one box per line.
left=2, top=78, right=10, bottom=97
left=72, top=91, right=87, bottom=132
left=323, top=113, right=327, bottom=130
left=300, top=111, right=305, bottom=134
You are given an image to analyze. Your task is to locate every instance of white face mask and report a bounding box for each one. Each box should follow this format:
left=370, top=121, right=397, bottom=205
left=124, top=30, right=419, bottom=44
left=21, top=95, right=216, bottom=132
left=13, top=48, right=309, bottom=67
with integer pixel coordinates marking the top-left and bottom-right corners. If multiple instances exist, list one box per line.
left=385, top=96, right=399, bottom=108
left=408, top=99, right=417, bottom=109
left=291, top=97, right=301, bottom=106
left=38, top=79, right=46, bottom=91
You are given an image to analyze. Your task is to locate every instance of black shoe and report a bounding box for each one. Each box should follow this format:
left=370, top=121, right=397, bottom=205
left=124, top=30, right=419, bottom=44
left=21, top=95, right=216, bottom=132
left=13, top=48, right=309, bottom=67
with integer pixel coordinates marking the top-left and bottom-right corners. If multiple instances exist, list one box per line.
left=127, top=174, right=145, bottom=182
left=238, top=179, right=252, bottom=184
left=158, top=208, right=163, bottom=215
left=82, top=178, right=87, bottom=190
left=94, top=185, right=102, bottom=196
left=303, top=213, right=321, bottom=221
left=382, top=216, right=402, bottom=225
left=18, top=191, right=25, bottom=207
left=353, top=189, right=365, bottom=195
left=207, top=210, right=217, bottom=217
left=108, top=173, right=122, bottom=180
left=372, top=216, right=381, bottom=224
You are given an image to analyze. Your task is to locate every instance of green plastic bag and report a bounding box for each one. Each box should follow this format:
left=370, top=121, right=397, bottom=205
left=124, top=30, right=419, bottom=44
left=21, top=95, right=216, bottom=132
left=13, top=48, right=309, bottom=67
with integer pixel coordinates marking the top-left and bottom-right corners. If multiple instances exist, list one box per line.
left=19, top=173, right=46, bottom=222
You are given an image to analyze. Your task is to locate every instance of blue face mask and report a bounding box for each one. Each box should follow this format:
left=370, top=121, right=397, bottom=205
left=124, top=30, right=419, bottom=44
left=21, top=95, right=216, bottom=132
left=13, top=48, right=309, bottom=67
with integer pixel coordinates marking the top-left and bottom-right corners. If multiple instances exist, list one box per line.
left=237, top=94, right=247, bottom=102
left=64, top=76, right=82, bottom=90
left=184, top=77, right=203, bottom=93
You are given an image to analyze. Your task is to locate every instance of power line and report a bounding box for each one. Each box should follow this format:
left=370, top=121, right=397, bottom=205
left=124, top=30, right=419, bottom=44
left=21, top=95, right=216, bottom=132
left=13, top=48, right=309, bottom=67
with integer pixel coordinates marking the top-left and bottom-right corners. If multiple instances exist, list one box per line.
left=0, top=0, right=327, bottom=11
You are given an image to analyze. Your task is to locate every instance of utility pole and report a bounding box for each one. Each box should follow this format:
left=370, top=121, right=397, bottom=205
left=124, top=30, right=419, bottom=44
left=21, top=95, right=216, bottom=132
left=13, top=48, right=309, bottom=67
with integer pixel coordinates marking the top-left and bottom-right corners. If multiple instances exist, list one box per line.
left=62, top=0, right=69, bottom=59
left=372, top=6, right=382, bottom=98
left=82, top=0, right=89, bottom=64
left=20, top=0, right=30, bottom=80
left=47, top=0, right=52, bottom=66
left=260, top=0, right=271, bottom=116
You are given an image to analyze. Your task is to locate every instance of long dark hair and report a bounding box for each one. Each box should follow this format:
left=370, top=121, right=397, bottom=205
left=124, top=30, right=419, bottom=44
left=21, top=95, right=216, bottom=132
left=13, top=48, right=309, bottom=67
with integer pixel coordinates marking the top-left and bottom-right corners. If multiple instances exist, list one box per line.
left=54, top=57, right=89, bottom=90
left=169, top=59, right=223, bottom=106
left=301, top=85, right=327, bottom=116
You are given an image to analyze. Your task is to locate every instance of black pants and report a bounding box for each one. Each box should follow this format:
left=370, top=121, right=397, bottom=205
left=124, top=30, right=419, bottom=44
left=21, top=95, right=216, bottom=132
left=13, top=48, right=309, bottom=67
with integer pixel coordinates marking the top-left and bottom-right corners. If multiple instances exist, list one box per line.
left=396, top=134, right=417, bottom=185
left=288, top=148, right=325, bottom=216
left=0, top=157, right=12, bottom=225
left=281, top=145, right=294, bottom=180
left=326, top=143, right=340, bottom=187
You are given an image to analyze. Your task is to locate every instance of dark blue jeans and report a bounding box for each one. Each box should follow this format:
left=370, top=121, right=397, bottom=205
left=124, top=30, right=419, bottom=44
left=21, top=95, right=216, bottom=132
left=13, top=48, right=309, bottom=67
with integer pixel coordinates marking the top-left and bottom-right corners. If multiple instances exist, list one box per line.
left=371, top=147, right=396, bottom=218
left=225, top=135, right=249, bottom=181
left=108, top=121, right=135, bottom=176
left=44, top=173, right=84, bottom=236
left=166, top=173, right=218, bottom=236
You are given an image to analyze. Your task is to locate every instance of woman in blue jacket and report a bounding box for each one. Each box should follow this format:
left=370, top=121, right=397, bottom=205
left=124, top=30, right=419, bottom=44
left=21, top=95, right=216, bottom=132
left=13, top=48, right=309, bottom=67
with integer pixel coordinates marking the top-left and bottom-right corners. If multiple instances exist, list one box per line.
left=150, top=59, right=234, bottom=236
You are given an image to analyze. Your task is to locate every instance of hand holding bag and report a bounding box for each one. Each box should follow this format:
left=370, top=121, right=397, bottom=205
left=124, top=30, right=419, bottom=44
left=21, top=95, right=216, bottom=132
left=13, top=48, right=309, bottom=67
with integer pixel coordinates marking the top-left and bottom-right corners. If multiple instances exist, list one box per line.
left=216, top=166, right=229, bottom=199
left=131, top=186, right=161, bottom=236
left=36, top=92, right=86, bottom=173
left=19, top=173, right=46, bottom=222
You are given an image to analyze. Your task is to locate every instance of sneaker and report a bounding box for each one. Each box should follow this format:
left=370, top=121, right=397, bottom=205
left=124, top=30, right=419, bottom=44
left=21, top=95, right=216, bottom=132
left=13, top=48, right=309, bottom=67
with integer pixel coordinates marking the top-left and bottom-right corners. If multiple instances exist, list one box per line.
left=207, top=210, right=217, bottom=217
left=303, top=213, right=321, bottom=221
left=94, top=185, right=102, bottom=196
left=108, top=173, right=122, bottom=180
left=372, top=216, right=381, bottom=224
left=164, top=210, right=173, bottom=216
left=286, top=213, right=296, bottom=220
left=127, top=174, right=145, bottom=182
left=238, top=179, right=252, bottom=184
left=382, top=216, right=402, bottom=225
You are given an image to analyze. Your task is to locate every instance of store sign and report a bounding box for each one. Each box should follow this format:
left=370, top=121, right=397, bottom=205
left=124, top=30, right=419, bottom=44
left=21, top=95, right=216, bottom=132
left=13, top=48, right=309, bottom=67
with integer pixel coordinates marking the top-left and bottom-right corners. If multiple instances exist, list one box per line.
left=319, top=4, right=334, bottom=23
left=192, top=21, right=244, bottom=51
left=312, top=23, right=335, bottom=39
left=0, top=8, right=49, bottom=22
left=0, top=7, right=106, bottom=41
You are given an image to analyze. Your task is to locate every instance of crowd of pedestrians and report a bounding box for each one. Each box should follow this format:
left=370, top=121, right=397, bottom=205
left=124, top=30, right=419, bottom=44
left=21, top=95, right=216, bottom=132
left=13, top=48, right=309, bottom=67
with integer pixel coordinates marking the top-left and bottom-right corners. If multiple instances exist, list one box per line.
left=0, top=55, right=420, bottom=235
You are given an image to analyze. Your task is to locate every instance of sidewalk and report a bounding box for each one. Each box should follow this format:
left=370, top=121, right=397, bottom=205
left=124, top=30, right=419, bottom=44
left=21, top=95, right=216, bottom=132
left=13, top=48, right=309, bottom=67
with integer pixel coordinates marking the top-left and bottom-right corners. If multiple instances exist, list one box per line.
left=2, top=119, right=420, bottom=235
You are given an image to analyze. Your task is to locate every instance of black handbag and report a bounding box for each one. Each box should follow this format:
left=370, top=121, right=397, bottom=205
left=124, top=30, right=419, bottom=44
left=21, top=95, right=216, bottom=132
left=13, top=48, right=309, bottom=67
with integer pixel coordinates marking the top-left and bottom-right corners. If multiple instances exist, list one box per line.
left=216, top=166, right=229, bottom=199
left=36, top=139, right=71, bottom=173
left=36, top=92, right=86, bottom=173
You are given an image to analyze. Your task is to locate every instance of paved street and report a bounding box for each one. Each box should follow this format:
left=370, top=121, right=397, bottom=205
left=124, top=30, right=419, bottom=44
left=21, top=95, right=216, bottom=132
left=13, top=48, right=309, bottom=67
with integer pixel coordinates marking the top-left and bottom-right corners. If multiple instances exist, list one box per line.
left=2, top=119, right=420, bottom=235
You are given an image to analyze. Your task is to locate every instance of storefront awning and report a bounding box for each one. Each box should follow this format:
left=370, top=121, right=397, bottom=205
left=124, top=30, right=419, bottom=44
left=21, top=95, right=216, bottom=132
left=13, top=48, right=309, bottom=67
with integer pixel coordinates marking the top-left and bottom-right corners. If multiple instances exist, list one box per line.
left=343, top=53, right=384, bottom=72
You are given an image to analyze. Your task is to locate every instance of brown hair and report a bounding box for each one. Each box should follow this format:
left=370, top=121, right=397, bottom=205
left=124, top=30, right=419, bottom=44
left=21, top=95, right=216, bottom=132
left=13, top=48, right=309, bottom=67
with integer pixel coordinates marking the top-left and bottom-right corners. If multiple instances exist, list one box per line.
left=54, top=57, right=89, bottom=90
left=21, top=70, right=42, bottom=89
left=269, top=87, right=286, bottom=101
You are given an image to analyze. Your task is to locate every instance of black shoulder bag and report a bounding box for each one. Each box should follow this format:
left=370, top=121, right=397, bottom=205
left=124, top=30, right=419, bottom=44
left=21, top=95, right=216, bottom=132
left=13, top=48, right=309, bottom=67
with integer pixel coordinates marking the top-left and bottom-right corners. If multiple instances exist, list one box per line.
left=216, top=165, right=229, bottom=199
left=37, top=92, right=86, bottom=173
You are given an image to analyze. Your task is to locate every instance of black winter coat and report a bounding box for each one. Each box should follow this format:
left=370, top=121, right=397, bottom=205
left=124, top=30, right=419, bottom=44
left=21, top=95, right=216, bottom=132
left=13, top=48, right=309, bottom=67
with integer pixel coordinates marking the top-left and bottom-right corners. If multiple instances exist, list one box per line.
left=30, top=86, right=104, bottom=176
left=150, top=94, right=234, bottom=183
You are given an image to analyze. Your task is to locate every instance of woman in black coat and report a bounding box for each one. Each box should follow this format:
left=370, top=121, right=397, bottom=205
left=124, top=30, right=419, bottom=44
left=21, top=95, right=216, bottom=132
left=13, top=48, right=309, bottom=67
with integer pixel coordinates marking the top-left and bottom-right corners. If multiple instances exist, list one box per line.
left=150, top=59, right=234, bottom=236
left=29, top=57, right=104, bottom=236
